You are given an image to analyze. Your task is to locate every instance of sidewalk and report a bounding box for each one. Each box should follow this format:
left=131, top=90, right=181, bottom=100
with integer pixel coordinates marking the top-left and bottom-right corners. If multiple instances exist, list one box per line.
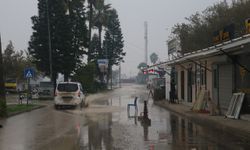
left=155, top=100, right=250, bottom=140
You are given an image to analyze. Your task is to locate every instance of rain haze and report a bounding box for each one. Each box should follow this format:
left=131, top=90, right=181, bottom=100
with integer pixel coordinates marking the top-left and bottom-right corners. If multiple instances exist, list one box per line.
left=0, top=0, right=224, bottom=77
left=1, top=1, right=250, bottom=150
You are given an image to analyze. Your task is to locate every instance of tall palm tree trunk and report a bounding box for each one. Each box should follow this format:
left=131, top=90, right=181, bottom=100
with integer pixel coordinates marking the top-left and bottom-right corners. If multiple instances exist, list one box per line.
left=0, top=34, right=6, bottom=117
left=98, top=25, right=102, bottom=54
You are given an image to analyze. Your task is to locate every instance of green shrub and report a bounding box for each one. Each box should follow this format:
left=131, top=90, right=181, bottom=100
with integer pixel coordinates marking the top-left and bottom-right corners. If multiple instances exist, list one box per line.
left=72, top=63, right=107, bottom=93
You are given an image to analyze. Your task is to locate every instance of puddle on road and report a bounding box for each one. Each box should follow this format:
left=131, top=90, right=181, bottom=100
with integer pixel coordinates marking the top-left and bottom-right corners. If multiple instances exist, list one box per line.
left=5, top=91, right=248, bottom=150
left=76, top=95, right=250, bottom=150
left=1, top=85, right=249, bottom=150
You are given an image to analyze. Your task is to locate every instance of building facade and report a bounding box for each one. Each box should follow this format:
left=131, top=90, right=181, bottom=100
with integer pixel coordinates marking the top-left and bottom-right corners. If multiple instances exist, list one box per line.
left=165, top=34, right=250, bottom=114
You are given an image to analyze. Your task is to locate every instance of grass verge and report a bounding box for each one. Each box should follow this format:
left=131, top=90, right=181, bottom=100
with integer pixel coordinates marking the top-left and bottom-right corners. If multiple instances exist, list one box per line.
left=7, top=104, right=43, bottom=116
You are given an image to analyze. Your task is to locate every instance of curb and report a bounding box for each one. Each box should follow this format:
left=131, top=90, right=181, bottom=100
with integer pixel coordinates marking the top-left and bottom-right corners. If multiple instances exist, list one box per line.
left=154, top=101, right=250, bottom=140
left=7, top=105, right=47, bottom=117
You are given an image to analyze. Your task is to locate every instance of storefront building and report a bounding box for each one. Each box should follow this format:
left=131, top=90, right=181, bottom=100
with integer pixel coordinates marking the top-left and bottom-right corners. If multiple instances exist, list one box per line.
left=165, top=34, right=250, bottom=114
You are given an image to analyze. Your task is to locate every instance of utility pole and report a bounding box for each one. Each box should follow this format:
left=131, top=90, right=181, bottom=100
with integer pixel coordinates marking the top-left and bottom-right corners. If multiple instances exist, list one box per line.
left=0, top=34, right=6, bottom=117
left=119, top=63, right=121, bottom=88
left=46, top=0, right=53, bottom=83
left=144, top=21, right=148, bottom=65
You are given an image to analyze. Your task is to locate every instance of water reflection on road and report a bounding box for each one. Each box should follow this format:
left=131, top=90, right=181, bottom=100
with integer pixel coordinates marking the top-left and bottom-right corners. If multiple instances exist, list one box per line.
left=79, top=92, right=250, bottom=150
left=1, top=84, right=250, bottom=150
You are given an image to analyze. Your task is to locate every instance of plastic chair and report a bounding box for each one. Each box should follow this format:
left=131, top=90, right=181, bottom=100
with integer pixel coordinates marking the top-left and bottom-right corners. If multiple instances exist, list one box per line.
left=127, top=97, right=138, bottom=112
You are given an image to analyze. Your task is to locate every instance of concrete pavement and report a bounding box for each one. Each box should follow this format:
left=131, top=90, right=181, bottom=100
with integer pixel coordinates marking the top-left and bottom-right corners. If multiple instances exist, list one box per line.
left=155, top=100, right=250, bottom=141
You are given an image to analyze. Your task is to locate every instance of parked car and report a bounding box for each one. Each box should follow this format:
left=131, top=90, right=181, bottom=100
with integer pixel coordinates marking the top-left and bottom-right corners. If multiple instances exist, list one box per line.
left=54, top=82, right=86, bottom=109
left=5, top=78, right=17, bottom=93
left=38, top=81, right=54, bottom=99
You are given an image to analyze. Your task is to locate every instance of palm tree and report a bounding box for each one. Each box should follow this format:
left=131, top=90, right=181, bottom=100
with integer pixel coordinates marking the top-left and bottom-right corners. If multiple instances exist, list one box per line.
left=93, top=0, right=111, bottom=52
left=150, top=52, right=158, bottom=64
left=87, top=0, right=96, bottom=62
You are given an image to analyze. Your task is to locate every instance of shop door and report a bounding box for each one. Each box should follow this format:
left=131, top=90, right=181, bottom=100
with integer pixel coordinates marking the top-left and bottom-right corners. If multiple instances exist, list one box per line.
left=219, top=64, right=233, bottom=112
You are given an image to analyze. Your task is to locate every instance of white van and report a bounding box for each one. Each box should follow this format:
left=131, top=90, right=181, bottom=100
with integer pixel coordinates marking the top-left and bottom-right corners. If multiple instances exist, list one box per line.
left=54, top=82, right=86, bottom=109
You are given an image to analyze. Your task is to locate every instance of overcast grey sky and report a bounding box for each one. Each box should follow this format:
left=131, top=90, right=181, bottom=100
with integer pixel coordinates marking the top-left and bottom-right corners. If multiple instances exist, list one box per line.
left=0, top=0, right=224, bottom=77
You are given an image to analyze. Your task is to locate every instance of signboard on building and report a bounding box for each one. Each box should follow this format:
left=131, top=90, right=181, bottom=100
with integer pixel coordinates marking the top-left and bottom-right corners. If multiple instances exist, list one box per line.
left=168, top=39, right=180, bottom=55
left=213, top=24, right=235, bottom=45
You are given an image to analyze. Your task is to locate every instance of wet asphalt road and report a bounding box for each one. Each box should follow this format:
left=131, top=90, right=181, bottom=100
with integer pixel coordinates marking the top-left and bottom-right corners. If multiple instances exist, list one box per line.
left=0, top=84, right=249, bottom=150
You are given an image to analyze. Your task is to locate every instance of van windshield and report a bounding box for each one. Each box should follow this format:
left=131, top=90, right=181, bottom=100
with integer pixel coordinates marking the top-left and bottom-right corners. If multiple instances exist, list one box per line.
left=57, top=83, right=78, bottom=92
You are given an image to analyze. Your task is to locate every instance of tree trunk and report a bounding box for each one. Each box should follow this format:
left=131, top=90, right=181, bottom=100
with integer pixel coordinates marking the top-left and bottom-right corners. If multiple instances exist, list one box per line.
left=110, top=68, right=112, bottom=90
left=52, top=72, right=57, bottom=93
left=106, top=65, right=112, bottom=89
left=98, top=25, right=103, bottom=56
left=64, top=73, right=69, bottom=82
left=0, top=34, right=6, bottom=117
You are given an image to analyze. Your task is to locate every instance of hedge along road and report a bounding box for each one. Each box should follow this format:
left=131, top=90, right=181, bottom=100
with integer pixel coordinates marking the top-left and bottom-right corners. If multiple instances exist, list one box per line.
left=0, top=83, right=249, bottom=150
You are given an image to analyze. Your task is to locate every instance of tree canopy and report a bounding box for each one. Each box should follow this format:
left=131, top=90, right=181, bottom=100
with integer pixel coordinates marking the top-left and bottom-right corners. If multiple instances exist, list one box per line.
left=3, top=41, right=31, bottom=81
left=29, top=0, right=125, bottom=89
left=137, top=62, right=147, bottom=70
left=88, top=34, right=100, bottom=62
left=171, top=1, right=250, bottom=53
left=29, top=0, right=88, bottom=82
left=150, top=52, right=158, bottom=64
left=103, top=9, right=125, bottom=82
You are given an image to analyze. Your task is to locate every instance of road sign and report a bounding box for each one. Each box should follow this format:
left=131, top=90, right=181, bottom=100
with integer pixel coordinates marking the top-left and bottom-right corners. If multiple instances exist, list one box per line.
left=97, top=59, right=109, bottom=73
left=97, top=59, right=108, bottom=67
left=24, top=68, right=35, bottom=78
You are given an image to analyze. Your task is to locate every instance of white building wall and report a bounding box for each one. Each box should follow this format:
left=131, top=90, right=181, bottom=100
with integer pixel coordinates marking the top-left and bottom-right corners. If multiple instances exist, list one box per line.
left=165, top=73, right=171, bottom=100
left=176, top=66, right=182, bottom=101
left=206, top=60, right=213, bottom=99
left=184, top=68, right=188, bottom=102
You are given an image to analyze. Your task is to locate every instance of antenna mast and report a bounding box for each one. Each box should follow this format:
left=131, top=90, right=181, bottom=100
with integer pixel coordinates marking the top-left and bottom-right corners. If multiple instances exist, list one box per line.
left=144, top=21, right=148, bottom=65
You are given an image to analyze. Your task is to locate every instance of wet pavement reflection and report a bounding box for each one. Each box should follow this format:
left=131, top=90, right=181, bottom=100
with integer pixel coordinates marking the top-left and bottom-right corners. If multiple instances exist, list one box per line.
left=79, top=85, right=250, bottom=150
left=0, top=84, right=250, bottom=150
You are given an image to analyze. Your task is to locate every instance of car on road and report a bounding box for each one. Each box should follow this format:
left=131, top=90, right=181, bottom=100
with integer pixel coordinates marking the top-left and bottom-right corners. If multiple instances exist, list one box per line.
left=54, top=82, right=86, bottom=109
left=38, top=81, right=54, bottom=99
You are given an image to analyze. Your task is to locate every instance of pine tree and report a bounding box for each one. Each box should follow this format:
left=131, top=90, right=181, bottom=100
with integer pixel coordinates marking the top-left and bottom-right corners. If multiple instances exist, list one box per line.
left=29, top=0, right=88, bottom=83
left=103, top=9, right=125, bottom=83
left=29, top=0, right=57, bottom=83
left=150, top=53, right=158, bottom=64
left=3, top=41, right=27, bottom=81
left=88, top=34, right=100, bottom=62
left=62, top=0, right=88, bottom=81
